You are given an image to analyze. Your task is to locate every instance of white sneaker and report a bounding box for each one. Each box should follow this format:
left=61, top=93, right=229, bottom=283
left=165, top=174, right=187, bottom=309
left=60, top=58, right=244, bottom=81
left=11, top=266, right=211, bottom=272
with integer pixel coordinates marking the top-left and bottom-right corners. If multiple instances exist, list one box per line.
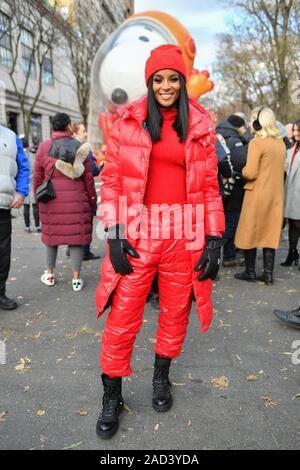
left=72, top=279, right=84, bottom=292
left=41, top=271, right=56, bottom=286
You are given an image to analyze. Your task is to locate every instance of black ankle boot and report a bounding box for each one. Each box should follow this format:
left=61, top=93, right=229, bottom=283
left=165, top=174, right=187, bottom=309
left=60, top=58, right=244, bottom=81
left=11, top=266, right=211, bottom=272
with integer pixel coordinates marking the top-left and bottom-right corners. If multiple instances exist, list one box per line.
left=152, top=354, right=173, bottom=413
left=280, top=249, right=299, bottom=266
left=234, top=249, right=257, bottom=282
left=257, top=248, right=275, bottom=286
left=0, top=294, right=18, bottom=311
left=96, top=374, right=124, bottom=440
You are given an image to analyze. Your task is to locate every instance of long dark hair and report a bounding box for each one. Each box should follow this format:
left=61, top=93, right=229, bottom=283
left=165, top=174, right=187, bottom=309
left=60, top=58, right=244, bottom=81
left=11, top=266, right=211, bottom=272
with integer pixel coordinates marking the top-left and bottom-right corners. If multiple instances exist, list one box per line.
left=146, top=74, right=190, bottom=143
left=293, top=119, right=300, bottom=144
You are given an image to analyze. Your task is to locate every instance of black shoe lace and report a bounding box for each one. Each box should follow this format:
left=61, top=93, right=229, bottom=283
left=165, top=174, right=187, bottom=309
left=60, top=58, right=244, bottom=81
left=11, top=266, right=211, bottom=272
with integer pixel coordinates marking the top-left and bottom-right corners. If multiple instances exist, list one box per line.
left=153, top=379, right=171, bottom=399
left=101, top=387, right=121, bottom=421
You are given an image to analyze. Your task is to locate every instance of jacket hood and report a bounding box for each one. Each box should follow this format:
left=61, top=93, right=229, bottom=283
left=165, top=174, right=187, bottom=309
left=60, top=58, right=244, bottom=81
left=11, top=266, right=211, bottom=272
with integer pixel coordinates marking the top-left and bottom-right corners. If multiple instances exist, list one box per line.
left=49, top=137, right=81, bottom=165
left=216, top=120, right=241, bottom=139
left=117, top=95, right=214, bottom=138
left=55, top=142, right=91, bottom=180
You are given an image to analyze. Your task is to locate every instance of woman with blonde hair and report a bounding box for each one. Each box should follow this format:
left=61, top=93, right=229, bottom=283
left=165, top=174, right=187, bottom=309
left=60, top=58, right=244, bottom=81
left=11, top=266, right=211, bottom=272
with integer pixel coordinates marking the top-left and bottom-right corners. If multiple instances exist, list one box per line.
left=234, top=107, right=285, bottom=285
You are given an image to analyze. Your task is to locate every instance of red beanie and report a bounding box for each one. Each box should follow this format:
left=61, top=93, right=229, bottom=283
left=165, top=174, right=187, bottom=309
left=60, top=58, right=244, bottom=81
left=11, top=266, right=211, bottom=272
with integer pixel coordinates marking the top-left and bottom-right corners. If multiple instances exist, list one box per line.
left=145, top=44, right=187, bottom=86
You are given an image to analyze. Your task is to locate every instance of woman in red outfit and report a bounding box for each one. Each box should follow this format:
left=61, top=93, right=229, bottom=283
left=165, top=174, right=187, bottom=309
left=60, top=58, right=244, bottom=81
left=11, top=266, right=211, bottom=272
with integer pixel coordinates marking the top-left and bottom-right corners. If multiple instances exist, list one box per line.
left=96, top=45, right=225, bottom=439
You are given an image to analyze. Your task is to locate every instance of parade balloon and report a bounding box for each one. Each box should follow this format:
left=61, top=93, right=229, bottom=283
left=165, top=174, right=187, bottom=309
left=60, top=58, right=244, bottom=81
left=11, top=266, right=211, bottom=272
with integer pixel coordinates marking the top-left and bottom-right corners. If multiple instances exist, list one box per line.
left=88, top=10, right=214, bottom=152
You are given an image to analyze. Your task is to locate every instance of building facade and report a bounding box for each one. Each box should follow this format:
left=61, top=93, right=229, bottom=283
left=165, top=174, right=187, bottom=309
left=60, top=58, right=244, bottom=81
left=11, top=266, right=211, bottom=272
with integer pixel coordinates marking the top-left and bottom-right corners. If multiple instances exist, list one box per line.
left=0, top=0, right=134, bottom=143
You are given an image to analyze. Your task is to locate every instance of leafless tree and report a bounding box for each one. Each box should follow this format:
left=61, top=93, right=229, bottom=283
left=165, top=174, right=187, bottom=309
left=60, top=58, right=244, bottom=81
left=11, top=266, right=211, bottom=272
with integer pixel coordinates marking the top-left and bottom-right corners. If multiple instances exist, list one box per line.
left=64, top=0, right=117, bottom=127
left=216, top=0, right=300, bottom=122
left=2, top=0, right=62, bottom=138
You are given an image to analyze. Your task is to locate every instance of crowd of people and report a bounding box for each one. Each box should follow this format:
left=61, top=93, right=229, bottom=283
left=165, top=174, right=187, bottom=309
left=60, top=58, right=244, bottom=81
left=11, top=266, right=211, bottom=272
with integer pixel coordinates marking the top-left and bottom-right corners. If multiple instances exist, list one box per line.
left=0, top=43, right=299, bottom=440
left=216, top=109, right=300, bottom=329
left=0, top=116, right=101, bottom=304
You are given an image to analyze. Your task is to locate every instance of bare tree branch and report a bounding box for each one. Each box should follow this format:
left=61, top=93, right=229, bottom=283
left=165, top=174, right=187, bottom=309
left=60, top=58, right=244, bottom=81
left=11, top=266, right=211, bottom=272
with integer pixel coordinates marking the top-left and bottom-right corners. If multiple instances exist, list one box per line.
left=3, top=0, right=62, bottom=138
left=216, top=0, right=299, bottom=122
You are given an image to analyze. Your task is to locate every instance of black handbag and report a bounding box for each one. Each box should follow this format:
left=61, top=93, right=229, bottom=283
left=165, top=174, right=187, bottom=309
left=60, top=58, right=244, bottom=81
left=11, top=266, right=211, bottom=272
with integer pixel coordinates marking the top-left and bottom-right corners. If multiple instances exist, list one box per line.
left=36, top=165, right=56, bottom=203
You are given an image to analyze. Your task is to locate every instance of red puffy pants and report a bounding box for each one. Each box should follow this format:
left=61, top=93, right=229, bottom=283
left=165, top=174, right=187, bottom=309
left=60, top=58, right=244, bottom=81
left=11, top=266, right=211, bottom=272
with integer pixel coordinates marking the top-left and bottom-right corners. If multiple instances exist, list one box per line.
left=101, top=207, right=194, bottom=378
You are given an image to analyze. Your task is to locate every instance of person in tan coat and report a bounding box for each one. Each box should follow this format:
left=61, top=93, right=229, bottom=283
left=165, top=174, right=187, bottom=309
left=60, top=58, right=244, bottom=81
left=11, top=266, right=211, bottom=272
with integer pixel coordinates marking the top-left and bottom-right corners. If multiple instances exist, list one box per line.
left=234, top=107, right=285, bottom=285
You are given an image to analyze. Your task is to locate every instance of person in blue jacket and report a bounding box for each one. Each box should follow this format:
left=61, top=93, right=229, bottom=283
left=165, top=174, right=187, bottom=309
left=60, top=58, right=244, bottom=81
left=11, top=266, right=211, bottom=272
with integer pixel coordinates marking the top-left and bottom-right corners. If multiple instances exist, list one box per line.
left=0, top=125, right=30, bottom=310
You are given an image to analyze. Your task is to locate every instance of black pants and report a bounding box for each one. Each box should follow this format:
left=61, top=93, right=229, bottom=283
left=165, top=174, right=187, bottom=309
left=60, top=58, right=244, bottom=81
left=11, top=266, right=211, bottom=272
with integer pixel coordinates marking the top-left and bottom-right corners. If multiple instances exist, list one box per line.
left=0, top=209, right=12, bottom=296
left=288, top=219, right=300, bottom=251
left=24, top=203, right=40, bottom=228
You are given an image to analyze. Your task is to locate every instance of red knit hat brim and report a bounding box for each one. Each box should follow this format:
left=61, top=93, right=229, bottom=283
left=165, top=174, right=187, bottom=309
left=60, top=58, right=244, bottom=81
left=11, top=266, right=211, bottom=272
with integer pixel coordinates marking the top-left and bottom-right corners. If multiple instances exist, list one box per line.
left=145, top=44, right=187, bottom=86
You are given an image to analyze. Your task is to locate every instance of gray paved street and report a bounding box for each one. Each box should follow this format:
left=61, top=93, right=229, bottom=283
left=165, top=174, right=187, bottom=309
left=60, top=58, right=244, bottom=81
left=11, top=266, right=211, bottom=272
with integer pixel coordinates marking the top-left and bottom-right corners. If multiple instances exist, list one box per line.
left=0, top=213, right=299, bottom=450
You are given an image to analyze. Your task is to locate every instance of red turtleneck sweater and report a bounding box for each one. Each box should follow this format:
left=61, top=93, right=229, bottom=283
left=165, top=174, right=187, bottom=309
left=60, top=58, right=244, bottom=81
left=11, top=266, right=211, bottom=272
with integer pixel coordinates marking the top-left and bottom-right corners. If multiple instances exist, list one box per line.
left=144, top=108, right=187, bottom=206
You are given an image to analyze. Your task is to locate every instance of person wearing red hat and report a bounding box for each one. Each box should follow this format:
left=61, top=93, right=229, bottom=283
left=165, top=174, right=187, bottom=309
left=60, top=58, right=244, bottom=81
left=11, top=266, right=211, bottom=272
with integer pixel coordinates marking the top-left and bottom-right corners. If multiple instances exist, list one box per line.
left=95, top=44, right=225, bottom=439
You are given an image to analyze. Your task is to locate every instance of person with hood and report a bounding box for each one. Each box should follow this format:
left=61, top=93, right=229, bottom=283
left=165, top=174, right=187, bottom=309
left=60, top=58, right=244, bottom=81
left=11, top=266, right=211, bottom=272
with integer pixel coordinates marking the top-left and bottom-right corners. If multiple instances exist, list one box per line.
left=234, top=107, right=285, bottom=285
left=216, top=114, right=249, bottom=267
left=34, top=113, right=97, bottom=292
left=95, top=45, right=225, bottom=439
left=0, top=125, right=29, bottom=311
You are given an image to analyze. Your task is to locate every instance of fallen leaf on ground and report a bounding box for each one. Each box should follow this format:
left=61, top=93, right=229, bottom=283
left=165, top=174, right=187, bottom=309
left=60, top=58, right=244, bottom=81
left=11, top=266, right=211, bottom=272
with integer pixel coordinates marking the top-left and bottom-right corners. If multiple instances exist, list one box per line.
left=211, top=376, right=229, bottom=389
left=291, top=393, right=300, bottom=400
left=148, top=338, right=157, bottom=343
left=62, top=442, right=84, bottom=450
left=65, top=325, right=102, bottom=339
left=246, top=375, right=258, bottom=381
left=23, top=385, right=30, bottom=393
left=26, top=319, right=38, bottom=327
left=30, top=331, right=42, bottom=340
left=76, top=410, right=88, bottom=416
left=187, top=419, right=192, bottom=427
left=0, top=411, right=8, bottom=422
left=1, top=328, right=15, bottom=337
left=36, top=409, right=46, bottom=416
left=65, top=331, right=78, bottom=339
left=15, top=357, right=31, bottom=372
left=154, top=423, right=160, bottom=431
left=261, top=396, right=277, bottom=408
left=124, top=404, right=132, bottom=415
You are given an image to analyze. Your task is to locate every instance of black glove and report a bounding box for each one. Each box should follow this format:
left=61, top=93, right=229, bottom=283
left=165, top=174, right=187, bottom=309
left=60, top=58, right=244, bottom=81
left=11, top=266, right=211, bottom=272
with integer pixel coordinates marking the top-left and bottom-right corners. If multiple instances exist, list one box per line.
left=194, top=235, right=224, bottom=281
left=107, top=225, right=139, bottom=276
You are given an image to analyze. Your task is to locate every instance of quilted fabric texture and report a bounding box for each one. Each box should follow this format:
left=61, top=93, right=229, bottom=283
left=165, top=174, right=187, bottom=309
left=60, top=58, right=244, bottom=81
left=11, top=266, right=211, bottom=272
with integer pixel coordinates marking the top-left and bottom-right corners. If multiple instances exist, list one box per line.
left=96, top=96, right=224, bottom=374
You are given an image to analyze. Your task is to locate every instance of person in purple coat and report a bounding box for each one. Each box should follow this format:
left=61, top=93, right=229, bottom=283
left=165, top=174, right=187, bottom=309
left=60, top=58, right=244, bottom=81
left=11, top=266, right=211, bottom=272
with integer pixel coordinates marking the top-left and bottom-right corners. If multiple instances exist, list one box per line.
left=34, top=113, right=97, bottom=292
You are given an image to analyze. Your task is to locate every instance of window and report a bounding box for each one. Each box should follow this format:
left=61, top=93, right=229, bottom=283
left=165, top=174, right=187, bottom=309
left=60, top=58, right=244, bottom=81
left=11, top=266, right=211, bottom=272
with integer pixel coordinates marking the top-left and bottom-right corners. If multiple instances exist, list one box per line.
left=42, top=48, right=54, bottom=85
left=0, top=11, right=12, bottom=67
left=21, top=29, right=36, bottom=78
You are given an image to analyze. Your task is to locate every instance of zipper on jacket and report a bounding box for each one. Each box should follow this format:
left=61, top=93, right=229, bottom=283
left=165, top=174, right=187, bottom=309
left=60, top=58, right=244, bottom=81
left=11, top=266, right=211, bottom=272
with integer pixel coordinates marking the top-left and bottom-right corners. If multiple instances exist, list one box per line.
left=139, top=123, right=153, bottom=206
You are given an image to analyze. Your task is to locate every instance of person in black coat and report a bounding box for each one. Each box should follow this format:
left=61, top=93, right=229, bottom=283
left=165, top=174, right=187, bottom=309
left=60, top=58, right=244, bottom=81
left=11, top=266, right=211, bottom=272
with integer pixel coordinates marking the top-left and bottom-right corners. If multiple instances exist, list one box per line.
left=216, top=114, right=250, bottom=267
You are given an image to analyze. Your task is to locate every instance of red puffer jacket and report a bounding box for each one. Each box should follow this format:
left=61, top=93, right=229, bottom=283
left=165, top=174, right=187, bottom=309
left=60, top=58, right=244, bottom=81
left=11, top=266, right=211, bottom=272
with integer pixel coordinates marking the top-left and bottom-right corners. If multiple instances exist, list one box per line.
left=96, top=96, right=225, bottom=332
left=34, top=132, right=97, bottom=247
